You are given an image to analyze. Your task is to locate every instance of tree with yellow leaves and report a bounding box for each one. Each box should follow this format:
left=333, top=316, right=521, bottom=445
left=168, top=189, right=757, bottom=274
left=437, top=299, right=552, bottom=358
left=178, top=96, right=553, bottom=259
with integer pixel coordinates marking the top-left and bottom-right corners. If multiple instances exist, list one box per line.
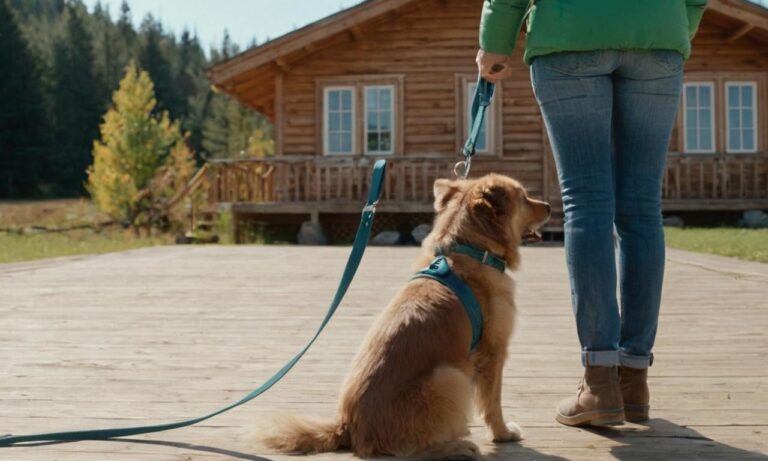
left=88, top=61, right=195, bottom=235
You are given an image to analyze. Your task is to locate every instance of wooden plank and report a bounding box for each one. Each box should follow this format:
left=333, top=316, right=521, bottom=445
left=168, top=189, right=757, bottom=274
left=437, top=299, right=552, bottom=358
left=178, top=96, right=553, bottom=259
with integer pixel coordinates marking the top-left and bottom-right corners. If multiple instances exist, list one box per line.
left=1, top=246, right=767, bottom=460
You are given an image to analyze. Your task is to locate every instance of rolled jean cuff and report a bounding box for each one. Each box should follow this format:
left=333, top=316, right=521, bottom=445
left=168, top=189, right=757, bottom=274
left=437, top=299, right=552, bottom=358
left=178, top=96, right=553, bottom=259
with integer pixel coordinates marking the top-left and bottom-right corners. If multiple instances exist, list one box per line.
left=620, top=351, right=654, bottom=369
left=581, top=350, right=619, bottom=367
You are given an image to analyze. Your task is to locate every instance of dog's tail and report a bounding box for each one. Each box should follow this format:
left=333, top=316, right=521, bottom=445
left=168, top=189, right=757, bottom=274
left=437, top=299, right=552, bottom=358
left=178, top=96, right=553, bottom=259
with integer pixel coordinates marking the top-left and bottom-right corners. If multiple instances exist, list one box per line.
left=261, top=415, right=349, bottom=454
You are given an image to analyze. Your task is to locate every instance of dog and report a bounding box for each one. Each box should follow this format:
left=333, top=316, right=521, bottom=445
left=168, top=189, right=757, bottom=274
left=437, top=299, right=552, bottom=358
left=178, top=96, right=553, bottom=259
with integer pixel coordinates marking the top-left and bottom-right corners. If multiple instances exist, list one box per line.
left=263, top=174, right=551, bottom=459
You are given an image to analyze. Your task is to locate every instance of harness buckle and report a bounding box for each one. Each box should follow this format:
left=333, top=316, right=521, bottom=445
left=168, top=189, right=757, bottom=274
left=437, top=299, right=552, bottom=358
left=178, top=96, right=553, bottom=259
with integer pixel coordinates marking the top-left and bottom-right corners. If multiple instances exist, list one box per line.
left=481, top=250, right=490, bottom=265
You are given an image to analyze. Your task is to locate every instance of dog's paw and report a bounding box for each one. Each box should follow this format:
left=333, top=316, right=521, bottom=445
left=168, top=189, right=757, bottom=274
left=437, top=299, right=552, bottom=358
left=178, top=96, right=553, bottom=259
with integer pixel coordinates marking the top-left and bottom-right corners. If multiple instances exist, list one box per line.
left=444, top=440, right=480, bottom=460
left=491, top=421, right=523, bottom=443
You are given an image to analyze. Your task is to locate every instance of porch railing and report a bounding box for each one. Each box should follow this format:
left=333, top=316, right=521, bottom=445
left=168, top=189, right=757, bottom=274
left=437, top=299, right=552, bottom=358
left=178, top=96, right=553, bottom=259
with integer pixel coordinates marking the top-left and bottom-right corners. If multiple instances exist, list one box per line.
left=663, top=153, right=768, bottom=202
left=199, top=153, right=768, bottom=209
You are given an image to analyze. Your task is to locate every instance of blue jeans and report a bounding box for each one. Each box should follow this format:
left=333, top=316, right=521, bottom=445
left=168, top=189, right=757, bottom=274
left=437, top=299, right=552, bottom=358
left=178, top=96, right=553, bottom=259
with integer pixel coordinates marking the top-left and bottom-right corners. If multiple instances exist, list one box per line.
left=531, top=50, right=683, bottom=369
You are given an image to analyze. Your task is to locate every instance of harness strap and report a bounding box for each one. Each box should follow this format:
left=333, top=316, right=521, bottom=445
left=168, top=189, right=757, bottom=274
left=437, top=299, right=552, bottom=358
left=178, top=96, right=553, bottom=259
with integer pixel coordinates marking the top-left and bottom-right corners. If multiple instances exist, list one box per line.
left=0, top=160, right=388, bottom=447
left=413, top=256, right=484, bottom=351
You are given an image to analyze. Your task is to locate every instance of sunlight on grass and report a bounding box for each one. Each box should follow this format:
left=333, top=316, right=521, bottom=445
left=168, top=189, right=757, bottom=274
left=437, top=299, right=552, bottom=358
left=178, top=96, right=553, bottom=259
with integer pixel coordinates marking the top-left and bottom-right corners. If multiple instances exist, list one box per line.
left=0, top=229, right=171, bottom=264
left=665, top=227, right=768, bottom=263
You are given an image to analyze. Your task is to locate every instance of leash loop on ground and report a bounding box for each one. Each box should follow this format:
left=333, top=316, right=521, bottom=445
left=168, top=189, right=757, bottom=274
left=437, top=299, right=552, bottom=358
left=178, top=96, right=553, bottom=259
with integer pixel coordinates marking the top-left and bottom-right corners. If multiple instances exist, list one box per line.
left=0, top=160, right=388, bottom=447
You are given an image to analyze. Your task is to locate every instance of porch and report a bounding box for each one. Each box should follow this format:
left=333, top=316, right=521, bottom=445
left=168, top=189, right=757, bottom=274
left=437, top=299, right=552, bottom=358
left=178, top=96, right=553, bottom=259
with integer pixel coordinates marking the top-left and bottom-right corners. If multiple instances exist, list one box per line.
left=194, top=152, right=768, bottom=239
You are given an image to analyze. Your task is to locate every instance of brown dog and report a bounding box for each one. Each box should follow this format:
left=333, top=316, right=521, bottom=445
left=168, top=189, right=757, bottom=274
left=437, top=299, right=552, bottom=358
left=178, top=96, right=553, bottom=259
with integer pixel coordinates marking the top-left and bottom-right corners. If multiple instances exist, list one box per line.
left=263, top=174, right=550, bottom=459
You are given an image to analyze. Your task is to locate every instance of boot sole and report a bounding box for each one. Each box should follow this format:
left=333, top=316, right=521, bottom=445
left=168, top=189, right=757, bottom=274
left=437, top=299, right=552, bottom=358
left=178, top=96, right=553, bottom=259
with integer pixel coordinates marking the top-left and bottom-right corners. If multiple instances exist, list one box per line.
left=624, top=404, right=650, bottom=422
left=555, top=408, right=625, bottom=427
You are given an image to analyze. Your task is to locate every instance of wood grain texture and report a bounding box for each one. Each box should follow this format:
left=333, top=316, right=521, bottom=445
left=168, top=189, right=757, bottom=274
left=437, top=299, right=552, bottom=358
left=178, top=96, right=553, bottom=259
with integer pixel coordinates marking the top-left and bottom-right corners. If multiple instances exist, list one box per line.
left=1, top=245, right=767, bottom=460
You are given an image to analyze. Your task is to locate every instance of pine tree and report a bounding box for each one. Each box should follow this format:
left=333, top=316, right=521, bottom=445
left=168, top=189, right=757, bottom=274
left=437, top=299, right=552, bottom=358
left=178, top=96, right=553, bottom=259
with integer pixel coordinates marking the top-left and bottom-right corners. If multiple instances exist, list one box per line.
left=0, top=0, right=49, bottom=197
left=51, top=2, right=101, bottom=195
left=88, top=62, right=194, bottom=234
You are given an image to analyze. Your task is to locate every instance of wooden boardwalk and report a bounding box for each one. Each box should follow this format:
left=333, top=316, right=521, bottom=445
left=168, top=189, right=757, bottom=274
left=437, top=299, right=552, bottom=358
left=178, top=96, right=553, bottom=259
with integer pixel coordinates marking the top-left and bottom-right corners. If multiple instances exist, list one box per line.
left=1, top=245, right=767, bottom=460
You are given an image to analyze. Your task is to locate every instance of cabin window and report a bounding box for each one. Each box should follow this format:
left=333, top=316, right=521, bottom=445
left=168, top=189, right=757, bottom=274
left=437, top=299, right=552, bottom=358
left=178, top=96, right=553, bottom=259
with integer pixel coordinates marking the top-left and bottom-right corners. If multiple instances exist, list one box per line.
left=466, top=82, right=491, bottom=153
left=683, top=82, right=715, bottom=153
left=324, top=87, right=355, bottom=155
left=726, top=82, right=757, bottom=153
left=364, top=85, right=394, bottom=155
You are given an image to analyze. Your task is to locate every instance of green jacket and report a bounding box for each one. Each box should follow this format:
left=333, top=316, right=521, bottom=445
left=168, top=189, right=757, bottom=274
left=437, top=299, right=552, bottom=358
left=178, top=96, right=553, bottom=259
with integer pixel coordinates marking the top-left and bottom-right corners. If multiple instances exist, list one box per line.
left=480, top=0, right=709, bottom=64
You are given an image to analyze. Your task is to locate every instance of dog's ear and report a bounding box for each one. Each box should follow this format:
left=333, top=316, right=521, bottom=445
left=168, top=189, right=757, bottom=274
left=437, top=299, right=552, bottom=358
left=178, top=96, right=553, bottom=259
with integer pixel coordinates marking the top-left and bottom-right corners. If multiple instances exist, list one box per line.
left=470, top=183, right=512, bottom=216
left=433, top=179, right=461, bottom=212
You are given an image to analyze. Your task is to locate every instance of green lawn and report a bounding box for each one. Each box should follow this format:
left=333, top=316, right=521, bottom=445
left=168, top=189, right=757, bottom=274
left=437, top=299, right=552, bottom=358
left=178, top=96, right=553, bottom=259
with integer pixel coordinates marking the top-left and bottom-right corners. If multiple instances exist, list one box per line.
left=665, top=227, right=768, bottom=263
left=0, top=229, right=170, bottom=264
left=0, top=200, right=171, bottom=264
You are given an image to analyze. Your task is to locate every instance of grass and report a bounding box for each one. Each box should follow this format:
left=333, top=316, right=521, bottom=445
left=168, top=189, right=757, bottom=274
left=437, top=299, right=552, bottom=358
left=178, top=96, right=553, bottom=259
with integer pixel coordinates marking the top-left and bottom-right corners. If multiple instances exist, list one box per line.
left=0, top=199, right=171, bottom=264
left=664, top=227, right=768, bottom=263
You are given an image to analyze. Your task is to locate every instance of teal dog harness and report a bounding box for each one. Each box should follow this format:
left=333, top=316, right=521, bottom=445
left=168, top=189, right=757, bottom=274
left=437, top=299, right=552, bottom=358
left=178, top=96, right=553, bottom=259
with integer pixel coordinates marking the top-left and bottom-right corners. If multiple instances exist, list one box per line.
left=412, top=244, right=506, bottom=351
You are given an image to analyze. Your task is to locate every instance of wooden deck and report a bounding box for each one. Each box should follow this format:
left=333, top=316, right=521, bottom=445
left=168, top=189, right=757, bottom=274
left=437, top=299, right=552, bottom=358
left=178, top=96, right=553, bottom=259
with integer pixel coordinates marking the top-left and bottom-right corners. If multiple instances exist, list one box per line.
left=1, top=245, right=767, bottom=460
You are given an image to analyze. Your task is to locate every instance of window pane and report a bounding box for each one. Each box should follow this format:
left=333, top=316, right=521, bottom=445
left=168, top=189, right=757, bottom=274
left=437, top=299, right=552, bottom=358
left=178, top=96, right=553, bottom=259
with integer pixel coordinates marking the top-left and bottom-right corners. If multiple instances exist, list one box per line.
left=699, top=86, right=711, bottom=107
left=700, top=129, right=712, bottom=150
left=341, top=112, right=352, bottom=132
left=686, top=128, right=698, bottom=150
left=729, top=129, right=741, bottom=151
left=341, top=132, right=352, bottom=153
left=686, top=109, right=698, bottom=128
left=329, top=112, right=340, bottom=132
left=729, top=109, right=741, bottom=131
left=366, top=88, right=378, bottom=110
left=685, top=86, right=696, bottom=107
left=380, top=110, right=392, bottom=130
left=367, top=132, right=378, bottom=151
left=380, top=132, right=391, bottom=151
left=743, top=129, right=755, bottom=151
left=742, top=85, right=753, bottom=107
left=367, top=111, right=378, bottom=132
left=329, top=133, right=341, bottom=153
left=380, top=89, right=392, bottom=110
left=700, top=109, right=711, bottom=129
left=329, top=91, right=340, bottom=111
left=742, top=109, right=754, bottom=130
left=728, top=86, right=739, bottom=108
left=341, top=90, right=352, bottom=110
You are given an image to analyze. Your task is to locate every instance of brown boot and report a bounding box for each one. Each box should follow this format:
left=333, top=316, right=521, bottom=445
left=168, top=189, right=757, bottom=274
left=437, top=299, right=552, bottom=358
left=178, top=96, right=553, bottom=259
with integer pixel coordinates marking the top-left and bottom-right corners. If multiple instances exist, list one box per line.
left=556, top=366, right=624, bottom=427
left=619, top=365, right=650, bottom=422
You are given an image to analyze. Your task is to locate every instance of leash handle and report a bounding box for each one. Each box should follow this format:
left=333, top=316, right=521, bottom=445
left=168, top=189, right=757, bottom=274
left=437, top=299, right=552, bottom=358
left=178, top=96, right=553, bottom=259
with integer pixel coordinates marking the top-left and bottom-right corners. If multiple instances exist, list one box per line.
left=0, top=160, right=388, bottom=447
left=456, top=77, right=495, bottom=179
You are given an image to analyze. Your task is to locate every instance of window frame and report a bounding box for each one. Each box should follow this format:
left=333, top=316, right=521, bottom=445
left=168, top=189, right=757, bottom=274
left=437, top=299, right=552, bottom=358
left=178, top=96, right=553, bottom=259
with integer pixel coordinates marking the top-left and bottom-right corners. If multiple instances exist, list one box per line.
left=682, top=82, right=717, bottom=154
left=323, top=86, right=356, bottom=156
left=455, top=74, right=502, bottom=157
left=363, top=84, right=396, bottom=156
left=725, top=81, right=758, bottom=154
left=317, top=75, right=404, bottom=157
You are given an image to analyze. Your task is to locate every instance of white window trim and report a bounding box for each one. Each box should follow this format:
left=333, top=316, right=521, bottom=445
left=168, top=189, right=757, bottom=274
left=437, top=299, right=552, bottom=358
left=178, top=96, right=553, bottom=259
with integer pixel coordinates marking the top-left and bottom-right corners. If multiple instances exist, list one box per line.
left=363, top=84, right=395, bottom=156
left=725, top=81, right=758, bottom=154
left=683, top=82, right=716, bottom=154
left=323, top=86, right=356, bottom=156
left=465, top=82, right=494, bottom=155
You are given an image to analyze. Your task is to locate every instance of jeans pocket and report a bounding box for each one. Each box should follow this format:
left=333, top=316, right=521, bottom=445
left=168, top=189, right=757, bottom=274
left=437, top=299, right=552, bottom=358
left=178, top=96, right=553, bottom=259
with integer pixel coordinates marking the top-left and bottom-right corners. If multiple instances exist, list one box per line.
left=649, top=50, right=684, bottom=75
left=540, top=51, right=604, bottom=77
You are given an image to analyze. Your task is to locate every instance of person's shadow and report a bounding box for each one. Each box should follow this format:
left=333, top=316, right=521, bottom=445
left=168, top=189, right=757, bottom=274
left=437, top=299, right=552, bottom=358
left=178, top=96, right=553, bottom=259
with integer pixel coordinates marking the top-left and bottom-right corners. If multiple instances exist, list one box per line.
left=585, top=418, right=768, bottom=461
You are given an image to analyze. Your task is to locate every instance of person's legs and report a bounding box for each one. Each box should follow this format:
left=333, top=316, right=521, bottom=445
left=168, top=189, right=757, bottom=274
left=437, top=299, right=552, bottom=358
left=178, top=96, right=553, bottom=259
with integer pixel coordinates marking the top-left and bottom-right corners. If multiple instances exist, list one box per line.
left=612, top=51, right=683, bottom=422
left=613, top=51, right=684, bottom=368
left=531, top=51, right=621, bottom=367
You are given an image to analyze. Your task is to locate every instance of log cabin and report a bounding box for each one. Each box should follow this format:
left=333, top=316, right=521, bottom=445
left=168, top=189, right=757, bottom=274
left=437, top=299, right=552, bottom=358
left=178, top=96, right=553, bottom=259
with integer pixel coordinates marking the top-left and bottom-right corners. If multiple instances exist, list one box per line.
left=205, top=0, right=768, bottom=242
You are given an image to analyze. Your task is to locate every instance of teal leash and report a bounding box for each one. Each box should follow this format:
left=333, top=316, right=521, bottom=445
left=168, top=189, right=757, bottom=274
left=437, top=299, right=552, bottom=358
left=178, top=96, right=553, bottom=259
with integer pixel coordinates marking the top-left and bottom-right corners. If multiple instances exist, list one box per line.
left=0, top=159, right=388, bottom=447
left=455, top=77, right=495, bottom=179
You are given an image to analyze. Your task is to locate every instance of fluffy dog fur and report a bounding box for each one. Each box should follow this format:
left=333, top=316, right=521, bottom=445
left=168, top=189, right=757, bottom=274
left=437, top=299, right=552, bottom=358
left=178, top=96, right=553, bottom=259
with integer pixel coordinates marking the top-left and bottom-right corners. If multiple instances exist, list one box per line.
left=263, top=174, right=550, bottom=459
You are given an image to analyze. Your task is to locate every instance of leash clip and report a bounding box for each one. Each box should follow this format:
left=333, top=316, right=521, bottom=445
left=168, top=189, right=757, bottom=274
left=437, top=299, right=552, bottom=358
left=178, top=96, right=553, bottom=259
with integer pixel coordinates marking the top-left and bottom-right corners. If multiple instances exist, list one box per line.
left=454, top=156, right=472, bottom=179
